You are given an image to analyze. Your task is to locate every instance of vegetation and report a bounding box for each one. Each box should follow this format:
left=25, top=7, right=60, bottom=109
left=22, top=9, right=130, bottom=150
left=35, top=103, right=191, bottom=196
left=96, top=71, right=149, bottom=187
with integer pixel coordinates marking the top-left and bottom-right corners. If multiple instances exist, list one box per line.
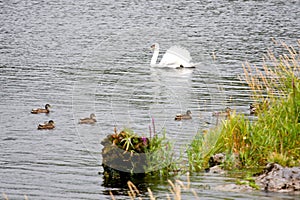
left=145, top=129, right=179, bottom=176
left=188, top=40, right=300, bottom=170
left=104, top=40, right=300, bottom=198
left=101, top=119, right=179, bottom=179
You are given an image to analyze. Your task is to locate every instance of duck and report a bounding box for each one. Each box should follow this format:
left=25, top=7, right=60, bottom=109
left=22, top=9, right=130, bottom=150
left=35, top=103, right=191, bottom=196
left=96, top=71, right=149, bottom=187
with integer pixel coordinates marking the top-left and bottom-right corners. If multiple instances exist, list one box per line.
left=79, top=113, right=97, bottom=124
left=250, top=103, right=257, bottom=115
left=38, top=120, right=55, bottom=130
left=250, top=101, right=269, bottom=115
left=175, top=110, right=192, bottom=121
left=31, top=104, right=51, bottom=114
left=212, top=107, right=231, bottom=117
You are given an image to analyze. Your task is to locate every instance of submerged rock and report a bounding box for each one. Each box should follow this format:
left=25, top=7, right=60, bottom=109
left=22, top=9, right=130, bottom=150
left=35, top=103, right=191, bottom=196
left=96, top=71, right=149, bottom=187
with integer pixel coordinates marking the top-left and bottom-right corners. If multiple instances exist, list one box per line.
left=255, top=163, right=300, bottom=193
left=215, top=183, right=253, bottom=193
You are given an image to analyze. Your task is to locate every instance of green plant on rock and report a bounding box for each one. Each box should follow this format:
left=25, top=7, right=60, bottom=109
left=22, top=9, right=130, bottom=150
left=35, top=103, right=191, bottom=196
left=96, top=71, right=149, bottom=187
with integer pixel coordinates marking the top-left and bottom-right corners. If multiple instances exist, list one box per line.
left=120, top=131, right=135, bottom=151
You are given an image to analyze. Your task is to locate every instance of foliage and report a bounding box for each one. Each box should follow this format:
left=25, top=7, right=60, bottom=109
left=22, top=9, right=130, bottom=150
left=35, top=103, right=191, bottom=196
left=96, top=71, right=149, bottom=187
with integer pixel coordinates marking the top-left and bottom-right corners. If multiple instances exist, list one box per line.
left=188, top=40, right=300, bottom=171
left=101, top=123, right=179, bottom=178
left=145, top=130, right=179, bottom=176
left=187, top=129, right=222, bottom=171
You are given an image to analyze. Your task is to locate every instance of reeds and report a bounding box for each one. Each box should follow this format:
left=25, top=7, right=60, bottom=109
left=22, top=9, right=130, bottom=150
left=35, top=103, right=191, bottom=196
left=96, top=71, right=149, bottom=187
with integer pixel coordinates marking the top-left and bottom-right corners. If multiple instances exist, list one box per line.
left=188, top=40, right=300, bottom=170
left=242, top=40, right=300, bottom=167
left=110, top=173, right=199, bottom=200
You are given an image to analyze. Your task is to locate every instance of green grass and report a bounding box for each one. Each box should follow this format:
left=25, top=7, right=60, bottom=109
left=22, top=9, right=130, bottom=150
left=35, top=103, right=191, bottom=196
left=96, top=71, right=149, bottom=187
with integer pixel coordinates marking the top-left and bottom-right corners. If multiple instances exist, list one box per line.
left=188, top=40, right=300, bottom=171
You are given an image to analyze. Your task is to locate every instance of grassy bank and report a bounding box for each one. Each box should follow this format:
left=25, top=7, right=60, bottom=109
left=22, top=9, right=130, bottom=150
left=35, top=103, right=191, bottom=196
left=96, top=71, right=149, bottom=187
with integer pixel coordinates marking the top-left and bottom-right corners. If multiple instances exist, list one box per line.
left=188, top=40, right=300, bottom=171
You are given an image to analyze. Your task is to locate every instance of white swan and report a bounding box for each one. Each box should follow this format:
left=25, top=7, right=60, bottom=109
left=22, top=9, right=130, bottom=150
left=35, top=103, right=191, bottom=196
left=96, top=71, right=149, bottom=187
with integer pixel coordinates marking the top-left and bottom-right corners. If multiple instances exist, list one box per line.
left=150, top=43, right=195, bottom=68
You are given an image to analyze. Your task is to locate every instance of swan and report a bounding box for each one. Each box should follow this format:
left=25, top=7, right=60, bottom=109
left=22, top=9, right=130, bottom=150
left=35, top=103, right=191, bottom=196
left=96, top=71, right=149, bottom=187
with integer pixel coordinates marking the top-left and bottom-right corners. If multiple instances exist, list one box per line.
left=150, top=43, right=196, bottom=68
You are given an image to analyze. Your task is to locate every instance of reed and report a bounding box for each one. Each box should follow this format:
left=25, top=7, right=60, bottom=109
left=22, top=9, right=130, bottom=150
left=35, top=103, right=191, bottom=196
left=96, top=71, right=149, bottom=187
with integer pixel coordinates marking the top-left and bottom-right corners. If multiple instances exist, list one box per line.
left=110, top=173, right=199, bottom=200
left=188, top=40, right=300, bottom=170
left=241, top=40, right=300, bottom=167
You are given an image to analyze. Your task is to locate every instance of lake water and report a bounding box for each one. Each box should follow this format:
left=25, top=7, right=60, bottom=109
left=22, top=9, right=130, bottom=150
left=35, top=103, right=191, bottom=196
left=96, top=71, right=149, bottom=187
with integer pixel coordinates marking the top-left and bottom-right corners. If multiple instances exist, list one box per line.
left=1, top=0, right=299, bottom=199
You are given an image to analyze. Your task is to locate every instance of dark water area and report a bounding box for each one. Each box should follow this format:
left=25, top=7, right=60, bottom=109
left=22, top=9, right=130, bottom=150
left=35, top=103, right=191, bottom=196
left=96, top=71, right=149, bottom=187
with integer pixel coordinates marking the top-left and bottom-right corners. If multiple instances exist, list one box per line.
left=1, top=0, right=299, bottom=199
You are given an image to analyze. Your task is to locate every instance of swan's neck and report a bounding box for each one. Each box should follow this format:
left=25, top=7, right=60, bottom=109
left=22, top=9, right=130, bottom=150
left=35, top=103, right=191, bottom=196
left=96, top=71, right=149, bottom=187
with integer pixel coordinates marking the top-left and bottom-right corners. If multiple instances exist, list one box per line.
left=150, top=48, right=159, bottom=66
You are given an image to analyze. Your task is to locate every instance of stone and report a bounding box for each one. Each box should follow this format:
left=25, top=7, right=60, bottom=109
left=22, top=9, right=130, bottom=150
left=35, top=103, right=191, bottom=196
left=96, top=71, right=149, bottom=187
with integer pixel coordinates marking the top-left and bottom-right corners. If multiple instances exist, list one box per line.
left=206, top=165, right=226, bottom=174
left=209, top=153, right=225, bottom=167
left=215, top=183, right=253, bottom=193
left=255, top=163, right=300, bottom=192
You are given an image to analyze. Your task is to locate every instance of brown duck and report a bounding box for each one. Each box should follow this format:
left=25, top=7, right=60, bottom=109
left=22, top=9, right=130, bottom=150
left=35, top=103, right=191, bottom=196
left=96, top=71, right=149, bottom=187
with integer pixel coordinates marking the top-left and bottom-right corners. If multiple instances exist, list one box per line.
left=79, top=113, right=97, bottom=124
left=31, top=104, right=51, bottom=114
left=38, top=120, right=55, bottom=130
left=175, top=110, right=192, bottom=121
left=212, top=107, right=231, bottom=117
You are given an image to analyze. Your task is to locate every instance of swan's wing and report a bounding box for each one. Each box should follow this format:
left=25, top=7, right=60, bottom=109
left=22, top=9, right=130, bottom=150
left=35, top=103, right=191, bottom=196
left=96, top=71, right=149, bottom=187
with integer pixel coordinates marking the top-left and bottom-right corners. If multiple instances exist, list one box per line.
left=159, top=46, right=193, bottom=68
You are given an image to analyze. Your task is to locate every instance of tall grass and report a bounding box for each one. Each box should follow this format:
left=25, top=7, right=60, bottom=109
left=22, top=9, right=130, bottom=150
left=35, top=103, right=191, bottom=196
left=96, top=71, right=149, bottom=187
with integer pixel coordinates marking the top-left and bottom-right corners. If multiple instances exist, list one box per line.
left=188, top=40, right=300, bottom=170
left=146, top=129, right=180, bottom=176
left=242, top=40, right=300, bottom=167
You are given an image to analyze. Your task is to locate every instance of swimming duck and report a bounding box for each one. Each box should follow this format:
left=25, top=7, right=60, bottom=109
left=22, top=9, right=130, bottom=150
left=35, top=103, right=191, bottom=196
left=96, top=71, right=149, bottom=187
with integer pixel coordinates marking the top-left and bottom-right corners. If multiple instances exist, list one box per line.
left=250, top=104, right=257, bottom=115
left=250, top=101, right=269, bottom=115
left=38, top=120, right=55, bottom=130
left=31, top=104, right=51, bottom=114
left=175, top=110, right=192, bottom=121
left=79, top=113, right=97, bottom=124
left=212, top=107, right=231, bottom=117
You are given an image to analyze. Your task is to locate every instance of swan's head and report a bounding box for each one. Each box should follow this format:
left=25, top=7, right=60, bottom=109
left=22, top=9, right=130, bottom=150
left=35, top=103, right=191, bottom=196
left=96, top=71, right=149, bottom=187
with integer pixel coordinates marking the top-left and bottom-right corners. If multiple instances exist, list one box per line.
left=150, top=43, right=159, bottom=51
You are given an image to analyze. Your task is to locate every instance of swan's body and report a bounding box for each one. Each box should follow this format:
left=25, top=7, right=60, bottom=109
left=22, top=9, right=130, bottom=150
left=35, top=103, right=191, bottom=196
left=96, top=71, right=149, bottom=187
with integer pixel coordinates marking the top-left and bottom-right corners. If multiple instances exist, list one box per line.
left=150, top=43, right=195, bottom=68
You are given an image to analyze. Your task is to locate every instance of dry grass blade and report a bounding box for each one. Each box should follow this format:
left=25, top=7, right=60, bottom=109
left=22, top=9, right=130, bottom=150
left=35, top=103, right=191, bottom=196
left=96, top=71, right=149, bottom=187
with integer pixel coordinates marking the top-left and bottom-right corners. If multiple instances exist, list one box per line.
left=127, top=181, right=141, bottom=199
left=187, top=172, right=191, bottom=189
left=109, top=191, right=116, bottom=200
left=191, top=189, right=199, bottom=200
left=147, top=188, right=155, bottom=200
left=2, top=193, right=9, bottom=200
left=168, top=179, right=181, bottom=200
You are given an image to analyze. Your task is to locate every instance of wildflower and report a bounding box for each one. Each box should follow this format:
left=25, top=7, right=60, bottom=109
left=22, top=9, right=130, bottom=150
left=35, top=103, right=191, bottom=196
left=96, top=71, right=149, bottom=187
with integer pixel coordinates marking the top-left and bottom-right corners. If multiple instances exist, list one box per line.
left=141, top=137, right=148, bottom=146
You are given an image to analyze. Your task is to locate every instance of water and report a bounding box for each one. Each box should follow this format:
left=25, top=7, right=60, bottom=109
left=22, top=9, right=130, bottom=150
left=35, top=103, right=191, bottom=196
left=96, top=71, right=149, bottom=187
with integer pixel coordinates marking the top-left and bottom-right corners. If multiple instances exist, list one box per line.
left=1, top=0, right=299, bottom=199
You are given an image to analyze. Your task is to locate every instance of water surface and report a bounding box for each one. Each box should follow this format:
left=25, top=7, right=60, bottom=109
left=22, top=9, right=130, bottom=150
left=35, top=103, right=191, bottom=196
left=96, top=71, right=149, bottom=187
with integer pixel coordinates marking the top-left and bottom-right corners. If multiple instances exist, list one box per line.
left=1, top=0, right=299, bottom=199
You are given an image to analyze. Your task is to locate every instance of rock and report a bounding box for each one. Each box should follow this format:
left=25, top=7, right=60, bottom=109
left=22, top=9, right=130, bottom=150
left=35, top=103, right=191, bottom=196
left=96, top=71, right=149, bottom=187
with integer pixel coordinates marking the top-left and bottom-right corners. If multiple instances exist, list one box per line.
left=209, top=153, right=225, bottom=167
left=205, top=153, right=226, bottom=174
left=255, top=163, right=300, bottom=192
left=215, top=183, right=253, bottom=193
left=206, top=165, right=226, bottom=174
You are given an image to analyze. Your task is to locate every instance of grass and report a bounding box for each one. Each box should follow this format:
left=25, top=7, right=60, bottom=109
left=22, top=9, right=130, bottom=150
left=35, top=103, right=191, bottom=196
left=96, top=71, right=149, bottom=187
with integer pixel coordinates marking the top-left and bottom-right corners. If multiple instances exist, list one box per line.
left=188, top=40, right=300, bottom=170
left=105, top=40, right=300, bottom=199
left=145, top=129, right=180, bottom=176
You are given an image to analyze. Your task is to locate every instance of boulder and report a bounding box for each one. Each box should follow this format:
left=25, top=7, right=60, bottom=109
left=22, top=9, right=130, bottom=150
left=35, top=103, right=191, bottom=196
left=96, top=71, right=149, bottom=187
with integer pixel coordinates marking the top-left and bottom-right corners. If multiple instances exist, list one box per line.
left=255, top=163, right=300, bottom=192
